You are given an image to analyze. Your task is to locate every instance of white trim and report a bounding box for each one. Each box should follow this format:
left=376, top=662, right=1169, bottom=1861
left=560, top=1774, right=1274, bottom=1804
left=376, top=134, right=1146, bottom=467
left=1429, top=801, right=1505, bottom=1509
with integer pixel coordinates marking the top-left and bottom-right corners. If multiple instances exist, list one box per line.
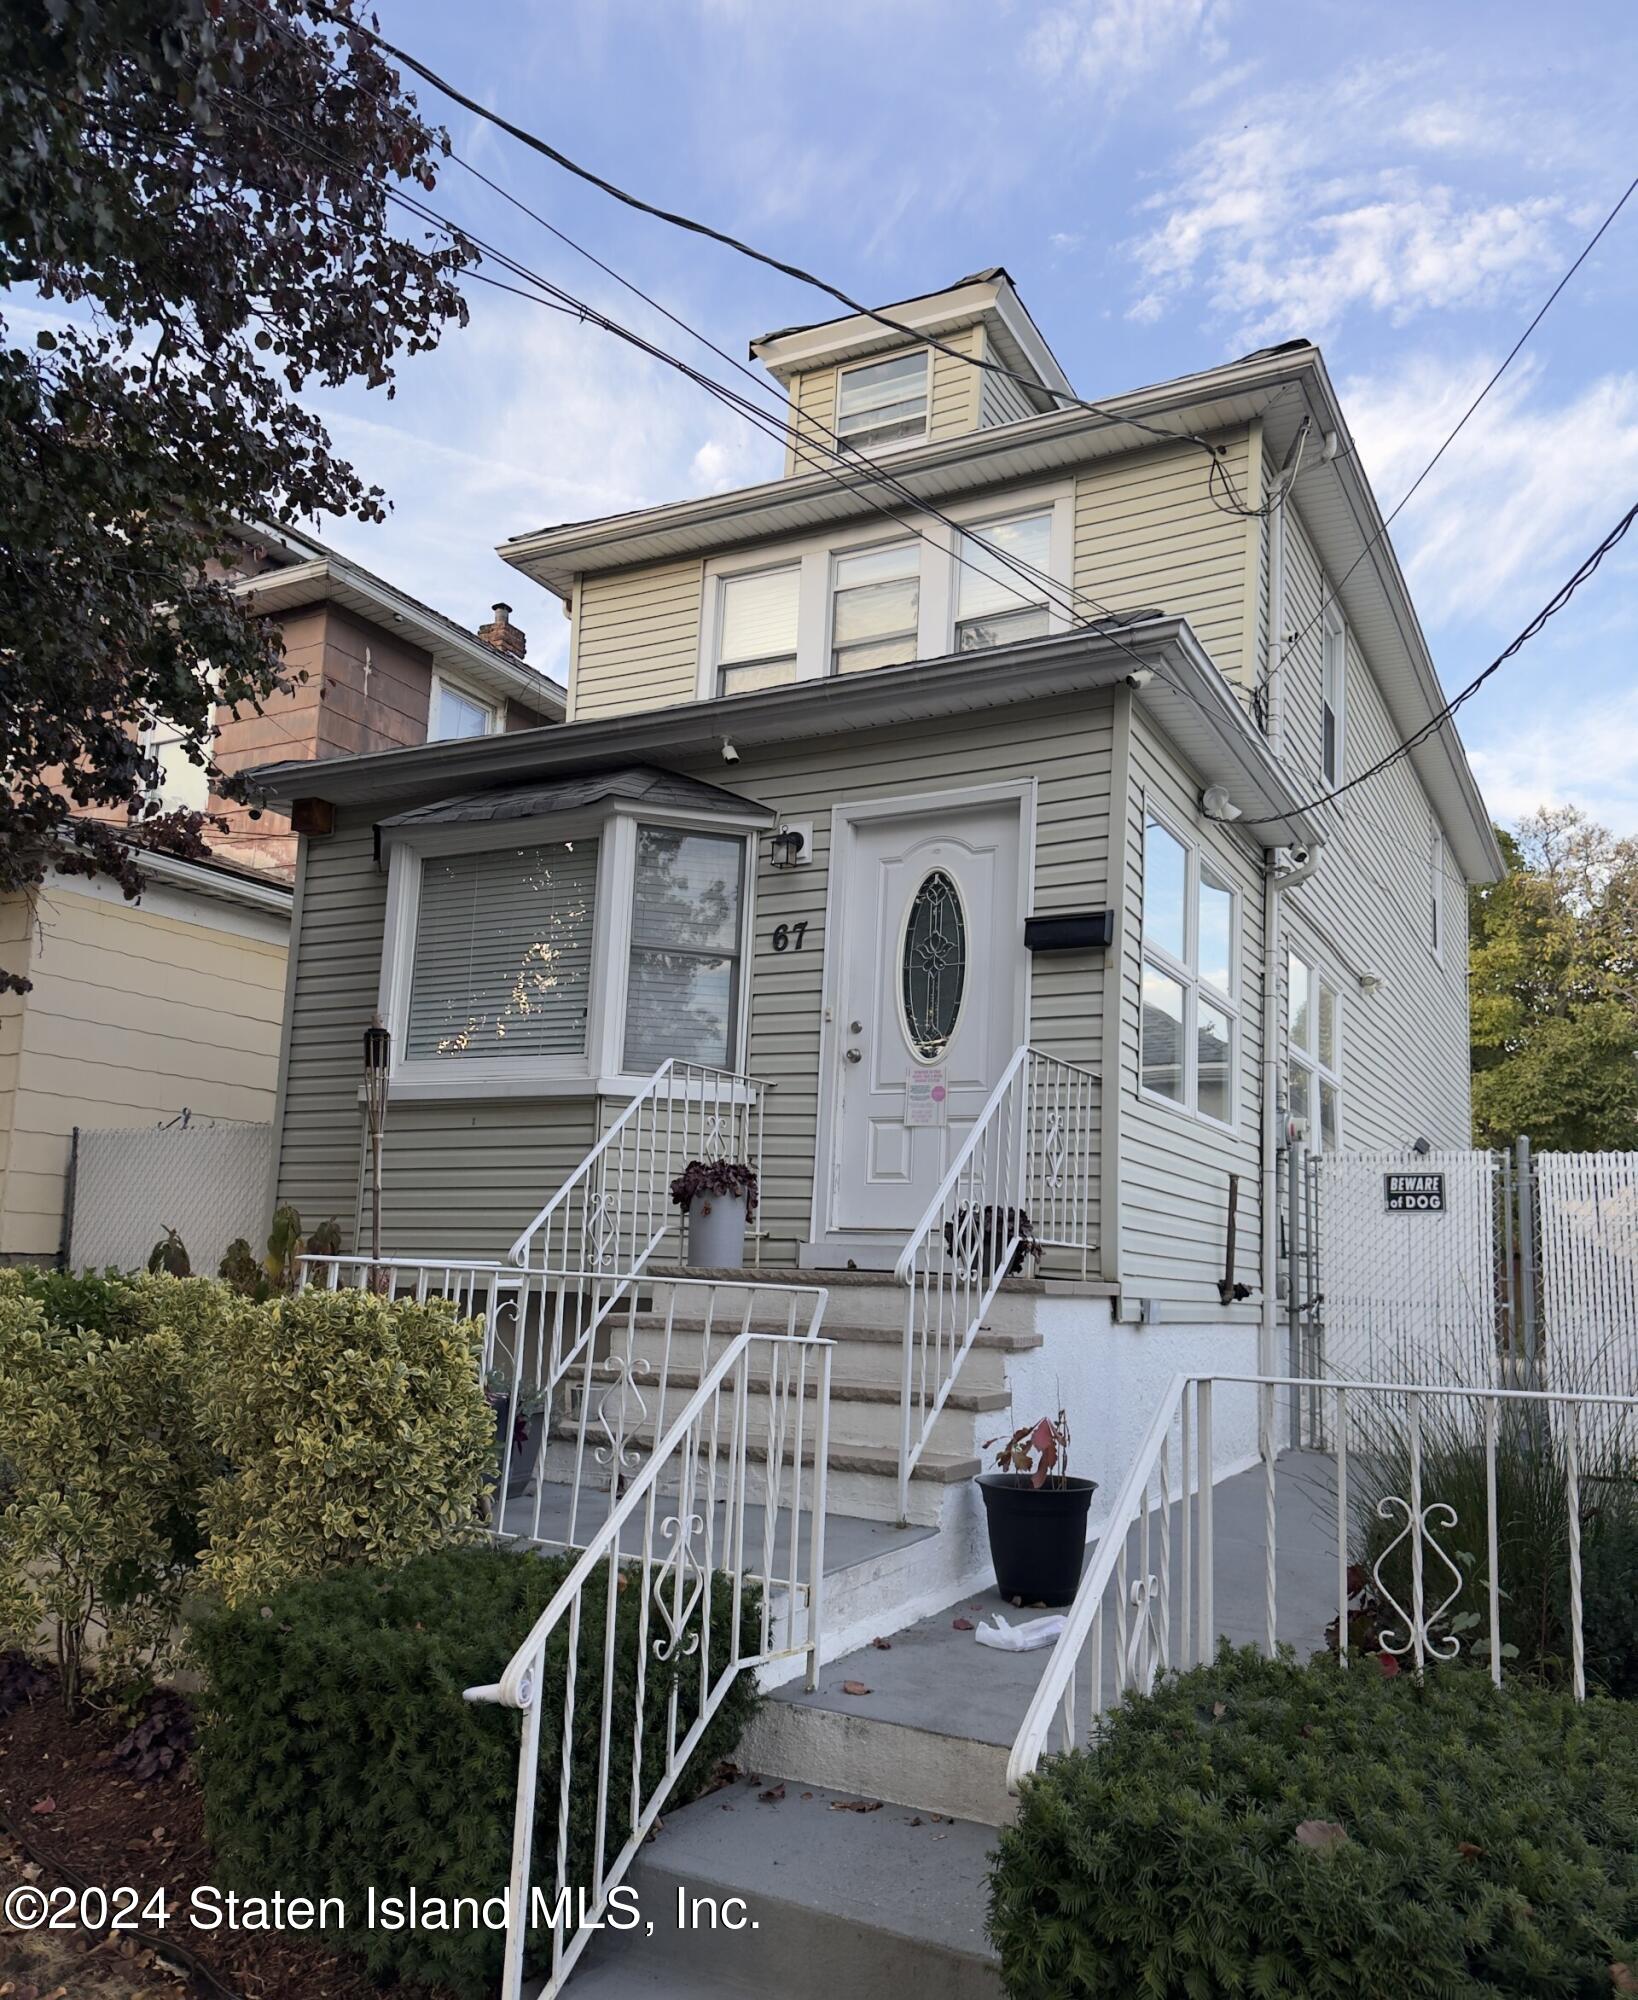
left=428, top=671, right=499, bottom=742
left=693, top=476, right=1075, bottom=703
left=1430, top=824, right=1447, bottom=966
left=810, top=778, right=1035, bottom=1245
left=1136, top=799, right=1241, bottom=1133
left=1320, top=599, right=1346, bottom=787
left=377, top=800, right=757, bottom=1100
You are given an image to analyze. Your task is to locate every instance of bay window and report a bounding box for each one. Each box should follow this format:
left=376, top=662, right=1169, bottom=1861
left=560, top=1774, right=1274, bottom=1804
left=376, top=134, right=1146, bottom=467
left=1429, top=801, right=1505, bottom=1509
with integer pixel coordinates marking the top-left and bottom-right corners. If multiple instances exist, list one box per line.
left=1287, top=950, right=1342, bottom=1149
left=832, top=542, right=920, bottom=675
left=835, top=350, right=930, bottom=451
left=383, top=802, right=756, bottom=1095
left=717, top=565, right=800, bottom=695
left=1139, top=811, right=1238, bottom=1127
left=955, top=509, right=1052, bottom=651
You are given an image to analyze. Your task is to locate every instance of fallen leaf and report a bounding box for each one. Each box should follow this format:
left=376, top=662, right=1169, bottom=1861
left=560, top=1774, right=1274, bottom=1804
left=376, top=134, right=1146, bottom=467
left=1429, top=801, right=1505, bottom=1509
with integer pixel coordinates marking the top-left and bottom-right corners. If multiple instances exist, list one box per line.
left=801, top=1791, right=813, bottom=1800
left=759, top=1784, right=785, bottom=1803
left=908, top=1815, right=923, bottom=1826
left=1212, top=1701, right=1227, bottom=1718
left=1457, top=1841, right=1484, bottom=1860
left=870, top=1636, right=892, bottom=1650
left=841, top=1680, right=871, bottom=1696
left=952, top=1617, right=975, bottom=1631
left=1611, top=1963, right=1638, bottom=1993
left=1294, top=1819, right=1349, bottom=1854
left=1376, top=1652, right=1401, bottom=1678
left=829, top=1797, right=883, bottom=1813
left=30, top=1794, right=55, bottom=1815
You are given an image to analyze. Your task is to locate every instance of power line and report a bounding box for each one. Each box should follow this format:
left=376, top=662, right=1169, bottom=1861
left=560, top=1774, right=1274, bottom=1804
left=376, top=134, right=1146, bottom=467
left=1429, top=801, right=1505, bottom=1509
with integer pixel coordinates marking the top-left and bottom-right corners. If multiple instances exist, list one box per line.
left=1239, top=497, right=1638, bottom=827
left=298, top=0, right=1275, bottom=518
left=1272, top=170, right=1638, bottom=675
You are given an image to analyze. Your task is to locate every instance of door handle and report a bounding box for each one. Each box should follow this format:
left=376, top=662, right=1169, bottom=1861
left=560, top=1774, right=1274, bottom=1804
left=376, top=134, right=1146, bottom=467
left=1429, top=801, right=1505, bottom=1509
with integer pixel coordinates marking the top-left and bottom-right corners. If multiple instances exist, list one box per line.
left=845, top=1047, right=863, bottom=1064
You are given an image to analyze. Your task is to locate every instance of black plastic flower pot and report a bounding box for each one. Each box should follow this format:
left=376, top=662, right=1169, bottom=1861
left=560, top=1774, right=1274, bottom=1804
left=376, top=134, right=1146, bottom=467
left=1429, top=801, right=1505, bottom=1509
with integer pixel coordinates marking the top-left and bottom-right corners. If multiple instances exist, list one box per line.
left=977, top=1472, right=1098, bottom=1607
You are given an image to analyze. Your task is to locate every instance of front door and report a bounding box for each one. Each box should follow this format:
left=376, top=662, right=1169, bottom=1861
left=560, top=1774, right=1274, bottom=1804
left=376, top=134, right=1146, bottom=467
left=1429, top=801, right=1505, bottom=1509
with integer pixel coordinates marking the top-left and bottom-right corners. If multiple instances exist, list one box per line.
left=830, top=799, right=1023, bottom=1235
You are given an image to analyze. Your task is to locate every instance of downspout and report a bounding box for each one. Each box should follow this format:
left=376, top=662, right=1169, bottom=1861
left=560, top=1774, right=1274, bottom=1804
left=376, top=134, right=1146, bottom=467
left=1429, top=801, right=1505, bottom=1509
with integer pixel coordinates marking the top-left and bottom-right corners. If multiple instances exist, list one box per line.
left=1259, top=842, right=1320, bottom=1374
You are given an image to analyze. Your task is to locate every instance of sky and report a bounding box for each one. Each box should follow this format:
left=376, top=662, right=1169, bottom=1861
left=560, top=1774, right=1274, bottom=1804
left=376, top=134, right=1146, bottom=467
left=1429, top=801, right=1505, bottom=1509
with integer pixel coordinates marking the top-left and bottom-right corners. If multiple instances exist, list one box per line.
left=89, top=1, right=1638, bottom=831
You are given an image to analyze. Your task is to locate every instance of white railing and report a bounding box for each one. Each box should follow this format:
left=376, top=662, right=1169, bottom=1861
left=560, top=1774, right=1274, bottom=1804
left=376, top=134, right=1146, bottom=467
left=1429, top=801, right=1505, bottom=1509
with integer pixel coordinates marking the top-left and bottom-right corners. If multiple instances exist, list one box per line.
left=297, top=1254, right=529, bottom=1378
left=464, top=1287, right=832, bottom=2000
left=1009, top=1371, right=1638, bottom=1792
left=894, top=1046, right=1098, bottom=1518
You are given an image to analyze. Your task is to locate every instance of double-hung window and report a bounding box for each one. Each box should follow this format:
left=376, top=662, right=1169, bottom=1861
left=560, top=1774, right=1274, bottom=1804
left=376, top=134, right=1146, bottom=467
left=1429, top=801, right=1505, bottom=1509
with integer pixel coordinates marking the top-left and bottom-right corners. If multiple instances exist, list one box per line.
left=429, top=678, right=496, bottom=742
left=1320, top=604, right=1345, bottom=786
left=955, top=509, right=1052, bottom=651
left=835, top=350, right=929, bottom=451
left=831, top=542, right=920, bottom=675
left=1139, top=812, right=1238, bottom=1127
left=717, top=566, right=801, bottom=695
left=623, top=827, right=744, bottom=1071
left=1287, top=951, right=1342, bottom=1149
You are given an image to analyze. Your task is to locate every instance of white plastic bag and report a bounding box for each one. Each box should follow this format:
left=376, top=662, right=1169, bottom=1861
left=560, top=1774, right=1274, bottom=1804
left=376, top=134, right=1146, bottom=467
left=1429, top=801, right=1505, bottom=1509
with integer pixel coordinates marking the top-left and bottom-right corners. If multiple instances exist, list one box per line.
left=973, top=1612, right=1067, bottom=1653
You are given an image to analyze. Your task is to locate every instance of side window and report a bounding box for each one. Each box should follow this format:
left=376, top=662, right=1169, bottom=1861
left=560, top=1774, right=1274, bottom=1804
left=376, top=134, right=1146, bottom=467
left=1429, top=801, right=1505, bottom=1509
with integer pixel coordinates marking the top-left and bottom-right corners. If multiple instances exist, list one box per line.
left=1287, top=950, right=1342, bottom=1149
left=1139, top=812, right=1238, bottom=1128
left=835, top=350, right=930, bottom=451
left=1321, top=604, right=1345, bottom=786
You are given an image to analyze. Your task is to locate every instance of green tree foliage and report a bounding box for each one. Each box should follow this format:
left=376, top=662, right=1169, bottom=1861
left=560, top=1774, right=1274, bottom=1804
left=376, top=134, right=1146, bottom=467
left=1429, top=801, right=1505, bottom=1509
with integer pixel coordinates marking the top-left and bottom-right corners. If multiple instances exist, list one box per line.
left=0, top=1, right=472, bottom=990
left=989, top=1649, right=1638, bottom=1999
left=1470, top=807, right=1638, bottom=1149
left=193, top=1545, right=762, bottom=1998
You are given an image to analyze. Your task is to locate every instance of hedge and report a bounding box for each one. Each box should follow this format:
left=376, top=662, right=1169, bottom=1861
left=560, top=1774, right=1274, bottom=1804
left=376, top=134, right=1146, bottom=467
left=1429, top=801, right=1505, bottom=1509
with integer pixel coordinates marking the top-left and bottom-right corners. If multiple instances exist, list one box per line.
left=989, top=1648, right=1638, bottom=1998
left=0, top=1272, right=494, bottom=1703
left=192, top=1543, right=761, bottom=1998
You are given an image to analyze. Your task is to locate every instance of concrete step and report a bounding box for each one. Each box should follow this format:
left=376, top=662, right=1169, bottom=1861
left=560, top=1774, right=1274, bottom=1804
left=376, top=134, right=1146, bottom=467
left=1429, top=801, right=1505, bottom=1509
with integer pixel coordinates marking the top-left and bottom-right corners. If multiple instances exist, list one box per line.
left=642, top=1264, right=1046, bottom=1337
left=562, top=1773, right=1002, bottom=2000
left=622, top=1315, right=1042, bottom=1393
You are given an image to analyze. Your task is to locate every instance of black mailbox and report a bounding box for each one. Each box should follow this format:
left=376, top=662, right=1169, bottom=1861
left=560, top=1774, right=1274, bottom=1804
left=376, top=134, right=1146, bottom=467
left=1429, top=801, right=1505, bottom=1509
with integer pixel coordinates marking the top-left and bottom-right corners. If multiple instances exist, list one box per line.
left=1023, top=910, right=1116, bottom=953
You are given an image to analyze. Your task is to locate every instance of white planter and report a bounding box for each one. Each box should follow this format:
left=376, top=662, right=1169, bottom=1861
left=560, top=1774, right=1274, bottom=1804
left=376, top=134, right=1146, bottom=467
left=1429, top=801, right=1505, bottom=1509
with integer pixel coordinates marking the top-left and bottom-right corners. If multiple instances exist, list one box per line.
left=685, top=1189, right=748, bottom=1268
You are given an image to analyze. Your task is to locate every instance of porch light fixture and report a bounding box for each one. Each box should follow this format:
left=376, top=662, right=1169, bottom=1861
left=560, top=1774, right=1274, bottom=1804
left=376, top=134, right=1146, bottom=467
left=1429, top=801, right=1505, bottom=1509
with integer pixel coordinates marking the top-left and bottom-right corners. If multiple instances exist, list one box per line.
left=1358, top=967, right=1384, bottom=995
left=769, top=823, right=807, bottom=869
left=362, top=1015, right=391, bottom=1269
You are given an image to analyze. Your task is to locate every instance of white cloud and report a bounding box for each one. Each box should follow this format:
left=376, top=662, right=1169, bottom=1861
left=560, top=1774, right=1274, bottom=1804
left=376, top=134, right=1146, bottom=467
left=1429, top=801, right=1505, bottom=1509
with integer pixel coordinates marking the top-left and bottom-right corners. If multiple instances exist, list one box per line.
left=1025, top=0, right=1228, bottom=97
left=1468, top=684, right=1638, bottom=835
left=1126, top=67, right=1580, bottom=339
left=1342, top=356, right=1638, bottom=628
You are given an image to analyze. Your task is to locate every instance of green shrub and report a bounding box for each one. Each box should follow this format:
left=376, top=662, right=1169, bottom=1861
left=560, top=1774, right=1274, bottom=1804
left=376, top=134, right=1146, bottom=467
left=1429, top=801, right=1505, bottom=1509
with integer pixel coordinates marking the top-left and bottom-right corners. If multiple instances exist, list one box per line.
left=1350, top=1404, right=1638, bottom=1691
left=13, top=1268, right=152, bottom=1340
left=990, top=1648, right=1638, bottom=1999
left=0, top=1273, right=223, bottom=1709
left=192, top=1543, right=761, bottom=1998
left=193, top=1285, right=494, bottom=1606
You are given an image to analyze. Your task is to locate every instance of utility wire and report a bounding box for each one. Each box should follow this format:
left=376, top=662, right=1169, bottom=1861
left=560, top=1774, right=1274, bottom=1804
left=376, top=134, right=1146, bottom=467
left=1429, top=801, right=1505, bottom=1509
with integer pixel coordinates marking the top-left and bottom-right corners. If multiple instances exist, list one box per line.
left=1239, top=497, right=1638, bottom=826
left=299, top=0, right=1275, bottom=516
left=1273, top=170, right=1638, bottom=674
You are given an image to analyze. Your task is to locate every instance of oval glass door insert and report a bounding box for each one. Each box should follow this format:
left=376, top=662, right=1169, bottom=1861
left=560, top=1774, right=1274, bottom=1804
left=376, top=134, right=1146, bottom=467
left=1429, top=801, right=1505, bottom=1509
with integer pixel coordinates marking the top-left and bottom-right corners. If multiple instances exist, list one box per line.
left=901, top=868, right=967, bottom=1060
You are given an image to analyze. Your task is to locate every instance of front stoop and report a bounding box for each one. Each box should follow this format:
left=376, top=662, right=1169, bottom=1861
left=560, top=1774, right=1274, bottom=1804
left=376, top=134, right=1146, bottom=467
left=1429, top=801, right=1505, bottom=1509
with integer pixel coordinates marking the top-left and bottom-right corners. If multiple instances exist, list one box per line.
left=561, top=1776, right=1002, bottom=2000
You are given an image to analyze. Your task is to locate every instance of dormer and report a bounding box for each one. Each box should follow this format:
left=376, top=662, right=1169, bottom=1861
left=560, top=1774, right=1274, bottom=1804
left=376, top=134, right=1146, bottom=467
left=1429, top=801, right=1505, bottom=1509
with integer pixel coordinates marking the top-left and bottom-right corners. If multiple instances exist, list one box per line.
left=750, top=269, right=1073, bottom=477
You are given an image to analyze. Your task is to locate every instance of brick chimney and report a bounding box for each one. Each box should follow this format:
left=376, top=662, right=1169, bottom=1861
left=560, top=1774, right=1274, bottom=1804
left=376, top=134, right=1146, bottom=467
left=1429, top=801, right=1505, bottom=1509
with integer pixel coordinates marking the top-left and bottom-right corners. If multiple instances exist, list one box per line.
left=478, top=602, right=527, bottom=659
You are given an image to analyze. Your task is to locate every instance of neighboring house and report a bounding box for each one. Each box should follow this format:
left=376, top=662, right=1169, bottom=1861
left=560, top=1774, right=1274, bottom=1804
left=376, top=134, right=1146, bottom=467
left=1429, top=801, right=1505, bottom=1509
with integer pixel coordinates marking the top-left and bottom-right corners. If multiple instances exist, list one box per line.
left=246, top=269, right=1501, bottom=1525
left=0, top=530, right=565, bottom=1266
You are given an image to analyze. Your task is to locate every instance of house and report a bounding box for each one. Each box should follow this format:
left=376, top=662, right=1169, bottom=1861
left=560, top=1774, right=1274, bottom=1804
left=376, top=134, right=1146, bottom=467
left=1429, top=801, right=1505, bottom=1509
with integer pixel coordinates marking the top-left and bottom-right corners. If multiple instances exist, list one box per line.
left=246, top=268, right=1500, bottom=1549
left=0, top=529, right=564, bottom=1268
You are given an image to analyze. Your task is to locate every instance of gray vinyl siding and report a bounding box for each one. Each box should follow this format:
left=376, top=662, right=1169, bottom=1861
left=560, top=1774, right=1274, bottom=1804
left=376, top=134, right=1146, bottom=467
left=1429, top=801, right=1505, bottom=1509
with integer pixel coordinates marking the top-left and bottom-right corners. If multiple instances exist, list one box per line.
left=1117, top=712, right=1267, bottom=1307
left=1275, top=508, right=1472, bottom=1152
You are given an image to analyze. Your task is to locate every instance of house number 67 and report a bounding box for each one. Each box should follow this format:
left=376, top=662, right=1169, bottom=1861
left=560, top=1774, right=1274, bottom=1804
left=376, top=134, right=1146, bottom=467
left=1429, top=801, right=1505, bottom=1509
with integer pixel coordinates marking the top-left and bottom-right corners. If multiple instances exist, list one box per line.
left=770, top=922, right=808, bottom=954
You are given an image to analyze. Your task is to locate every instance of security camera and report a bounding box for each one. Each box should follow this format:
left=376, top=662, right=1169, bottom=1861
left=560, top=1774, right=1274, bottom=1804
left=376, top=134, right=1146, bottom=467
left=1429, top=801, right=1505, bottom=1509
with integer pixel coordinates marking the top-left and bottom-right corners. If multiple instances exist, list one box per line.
left=1288, top=844, right=1310, bottom=867
left=1123, top=667, right=1155, bottom=690
left=720, top=738, right=740, bottom=765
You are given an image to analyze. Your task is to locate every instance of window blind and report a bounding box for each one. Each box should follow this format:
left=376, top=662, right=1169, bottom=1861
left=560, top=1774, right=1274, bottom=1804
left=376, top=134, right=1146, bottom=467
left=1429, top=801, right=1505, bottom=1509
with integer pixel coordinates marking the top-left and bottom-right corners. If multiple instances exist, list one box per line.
left=407, top=840, right=599, bottom=1061
left=623, top=827, right=742, bottom=1072
left=719, top=567, right=799, bottom=666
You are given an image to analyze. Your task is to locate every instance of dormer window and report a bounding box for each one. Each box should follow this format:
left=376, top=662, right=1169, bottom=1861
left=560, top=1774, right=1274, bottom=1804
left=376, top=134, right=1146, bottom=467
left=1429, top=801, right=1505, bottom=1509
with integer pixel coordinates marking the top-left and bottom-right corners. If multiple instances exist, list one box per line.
left=835, top=350, right=930, bottom=452
left=831, top=542, right=920, bottom=675
left=954, top=509, right=1052, bottom=651
left=717, top=564, right=801, bottom=695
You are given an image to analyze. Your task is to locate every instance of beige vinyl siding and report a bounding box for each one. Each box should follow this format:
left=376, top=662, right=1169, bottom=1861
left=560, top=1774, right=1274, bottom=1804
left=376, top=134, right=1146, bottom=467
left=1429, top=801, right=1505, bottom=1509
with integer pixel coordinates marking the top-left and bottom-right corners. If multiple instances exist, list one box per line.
left=928, top=325, right=983, bottom=442
left=0, top=884, right=285, bottom=1261
left=702, top=693, right=1113, bottom=1266
left=570, top=559, right=703, bottom=722
left=1073, top=428, right=1257, bottom=689
left=1276, top=508, right=1472, bottom=1150
left=1117, top=712, right=1267, bottom=1307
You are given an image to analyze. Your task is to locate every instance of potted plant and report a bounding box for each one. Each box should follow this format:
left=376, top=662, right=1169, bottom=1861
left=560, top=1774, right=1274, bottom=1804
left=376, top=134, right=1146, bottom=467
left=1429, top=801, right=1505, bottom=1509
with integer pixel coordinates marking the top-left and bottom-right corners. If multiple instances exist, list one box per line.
left=512, top=1385, right=548, bottom=1488
left=669, top=1159, right=759, bottom=1268
left=977, top=1409, right=1096, bottom=1607
left=484, top=1366, right=515, bottom=1474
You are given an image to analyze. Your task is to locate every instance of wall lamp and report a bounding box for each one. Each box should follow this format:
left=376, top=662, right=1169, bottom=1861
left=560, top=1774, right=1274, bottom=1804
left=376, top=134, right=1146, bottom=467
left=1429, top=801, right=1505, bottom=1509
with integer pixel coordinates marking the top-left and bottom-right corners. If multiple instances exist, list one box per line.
left=769, top=821, right=811, bottom=869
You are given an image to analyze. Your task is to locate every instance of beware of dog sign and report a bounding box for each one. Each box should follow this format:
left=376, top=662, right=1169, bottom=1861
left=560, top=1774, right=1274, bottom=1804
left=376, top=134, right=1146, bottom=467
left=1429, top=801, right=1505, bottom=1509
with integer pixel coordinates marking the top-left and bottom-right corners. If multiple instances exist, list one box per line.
left=1384, top=1171, right=1445, bottom=1214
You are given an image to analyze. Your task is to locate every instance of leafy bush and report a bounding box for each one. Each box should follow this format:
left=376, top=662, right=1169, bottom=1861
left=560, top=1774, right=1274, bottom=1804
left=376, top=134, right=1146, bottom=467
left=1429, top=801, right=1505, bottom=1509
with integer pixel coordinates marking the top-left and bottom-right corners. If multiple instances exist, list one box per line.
left=193, top=1285, right=494, bottom=1606
left=193, top=1543, right=761, bottom=1998
left=990, top=1648, right=1638, bottom=1999
left=0, top=1274, right=494, bottom=1698
left=0, top=1273, right=222, bottom=1710
left=1349, top=1403, right=1638, bottom=1692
